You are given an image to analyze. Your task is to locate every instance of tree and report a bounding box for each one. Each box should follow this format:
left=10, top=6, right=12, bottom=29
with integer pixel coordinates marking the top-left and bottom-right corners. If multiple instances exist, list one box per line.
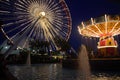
left=54, top=37, right=71, bottom=54
left=29, top=39, right=50, bottom=55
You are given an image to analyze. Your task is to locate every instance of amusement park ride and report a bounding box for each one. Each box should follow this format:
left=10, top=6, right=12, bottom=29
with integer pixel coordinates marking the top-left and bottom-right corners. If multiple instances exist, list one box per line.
left=78, top=15, right=120, bottom=57
left=0, top=0, right=72, bottom=58
left=77, top=15, right=120, bottom=70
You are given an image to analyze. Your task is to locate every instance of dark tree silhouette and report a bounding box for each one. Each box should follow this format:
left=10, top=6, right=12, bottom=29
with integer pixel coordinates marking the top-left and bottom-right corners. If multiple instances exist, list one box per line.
left=54, top=37, right=71, bottom=54
left=29, top=39, right=50, bottom=55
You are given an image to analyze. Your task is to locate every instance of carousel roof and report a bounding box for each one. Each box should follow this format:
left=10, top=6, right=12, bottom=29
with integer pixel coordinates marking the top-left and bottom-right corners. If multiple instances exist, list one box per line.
left=78, top=15, right=120, bottom=37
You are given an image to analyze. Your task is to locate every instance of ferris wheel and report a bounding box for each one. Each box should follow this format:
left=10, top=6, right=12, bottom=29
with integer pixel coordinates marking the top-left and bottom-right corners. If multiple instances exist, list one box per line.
left=0, top=0, right=72, bottom=50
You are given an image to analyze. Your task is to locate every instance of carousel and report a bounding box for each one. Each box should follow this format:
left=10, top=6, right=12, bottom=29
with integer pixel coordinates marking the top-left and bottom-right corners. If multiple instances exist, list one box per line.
left=78, top=14, right=120, bottom=57
left=78, top=14, right=120, bottom=70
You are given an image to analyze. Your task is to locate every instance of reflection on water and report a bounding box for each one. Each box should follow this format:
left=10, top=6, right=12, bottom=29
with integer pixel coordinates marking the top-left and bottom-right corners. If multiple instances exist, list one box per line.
left=8, top=64, right=120, bottom=80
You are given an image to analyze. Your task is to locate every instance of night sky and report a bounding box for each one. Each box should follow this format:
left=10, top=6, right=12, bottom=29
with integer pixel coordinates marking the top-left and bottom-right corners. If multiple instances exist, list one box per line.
left=0, top=0, right=120, bottom=51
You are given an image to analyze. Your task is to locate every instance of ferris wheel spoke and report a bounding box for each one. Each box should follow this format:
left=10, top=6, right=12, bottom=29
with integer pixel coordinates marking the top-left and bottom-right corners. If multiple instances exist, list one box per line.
left=39, top=28, right=42, bottom=40
left=54, top=2, right=68, bottom=13
left=39, top=27, right=44, bottom=40
left=11, top=25, right=31, bottom=41
left=51, top=22, right=68, bottom=39
left=50, top=21, right=62, bottom=33
left=0, top=7, right=13, bottom=14
left=44, top=29, right=57, bottom=49
left=3, top=16, right=31, bottom=29
left=32, top=25, right=40, bottom=40
left=53, top=19, right=65, bottom=27
left=32, top=29, right=37, bottom=39
left=13, top=11, right=29, bottom=15
left=0, top=0, right=11, bottom=7
left=36, top=25, right=41, bottom=40
left=49, top=2, right=61, bottom=11
left=33, top=24, right=42, bottom=39
left=45, top=26, right=53, bottom=41
left=15, top=26, right=33, bottom=43
left=22, top=22, right=37, bottom=48
left=46, top=28, right=55, bottom=42
left=15, top=8, right=29, bottom=15
left=53, top=14, right=69, bottom=20
left=59, top=31, right=67, bottom=39
left=45, top=0, right=55, bottom=11
left=50, top=25, right=60, bottom=37
left=43, top=0, right=53, bottom=11
left=0, top=4, right=16, bottom=13
left=26, top=0, right=32, bottom=5
left=16, top=0, right=29, bottom=9
left=42, top=27, right=49, bottom=41
left=52, top=19, right=69, bottom=33
left=51, top=6, right=66, bottom=14
left=11, top=19, right=35, bottom=40
left=0, top=10, right=12, bottom=14
left=8, top=25, right=33, bottom=56
left=44, top=23, right=56, bottom=42
left=46, top=22, right=57, bottom=38
left=15, top=4, right=29, bottom=13
left=50, top=0, right=66, bottom=12
left=15, top=3, right=27, bottom=11
left=53, top=20, right=64, bottom=30
left=6, top=18, right=33, bottom=34
left=48, top=6, right=62, bottom=14
left=38, top=25, right=44, bottom=40
left=21, top=0, right=31, bottom=6
left=0, top=13, right=29, bottom=24
left=53, top=21, right=65, bottom=31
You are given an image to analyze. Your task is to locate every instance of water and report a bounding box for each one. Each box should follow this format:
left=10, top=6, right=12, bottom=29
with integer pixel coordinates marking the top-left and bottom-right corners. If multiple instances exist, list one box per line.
left=78, top=45, right=91, bottom=80
left=8, top=64, right=120, bottom=80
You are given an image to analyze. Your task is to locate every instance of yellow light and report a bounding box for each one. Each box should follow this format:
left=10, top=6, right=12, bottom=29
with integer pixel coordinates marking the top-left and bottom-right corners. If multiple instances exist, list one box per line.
left=53, top=56, right=57, bottom=59
left=58, top=56, right=63, bottom=59
left=97, top=46, right=117, bottom=49
left=40, top=12, right=45, bottom=16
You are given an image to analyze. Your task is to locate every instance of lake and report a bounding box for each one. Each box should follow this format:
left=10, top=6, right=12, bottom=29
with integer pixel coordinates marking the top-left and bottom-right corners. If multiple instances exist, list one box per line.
left=8, top=64, right=120, bottom=80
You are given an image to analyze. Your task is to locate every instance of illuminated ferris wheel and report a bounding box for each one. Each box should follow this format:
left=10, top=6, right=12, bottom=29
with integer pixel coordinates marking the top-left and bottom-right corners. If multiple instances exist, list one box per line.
left=0, top=0, right=72, bottom=50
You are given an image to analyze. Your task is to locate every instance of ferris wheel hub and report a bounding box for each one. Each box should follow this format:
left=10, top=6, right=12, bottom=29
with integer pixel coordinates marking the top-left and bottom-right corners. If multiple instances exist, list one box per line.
left=39, top=12, right=46, bottom=16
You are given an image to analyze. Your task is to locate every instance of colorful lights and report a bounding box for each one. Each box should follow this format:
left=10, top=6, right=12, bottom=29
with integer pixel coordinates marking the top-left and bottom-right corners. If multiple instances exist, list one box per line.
left=78, top=15, right=120, bottom=38
left=78, top=15, right=120, bottom=49
left=97, top=46, right=117, bottom=49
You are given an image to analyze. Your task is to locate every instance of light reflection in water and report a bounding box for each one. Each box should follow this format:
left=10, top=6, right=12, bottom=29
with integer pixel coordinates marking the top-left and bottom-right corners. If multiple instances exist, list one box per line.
left=8, top=64, right=120, bottom=80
